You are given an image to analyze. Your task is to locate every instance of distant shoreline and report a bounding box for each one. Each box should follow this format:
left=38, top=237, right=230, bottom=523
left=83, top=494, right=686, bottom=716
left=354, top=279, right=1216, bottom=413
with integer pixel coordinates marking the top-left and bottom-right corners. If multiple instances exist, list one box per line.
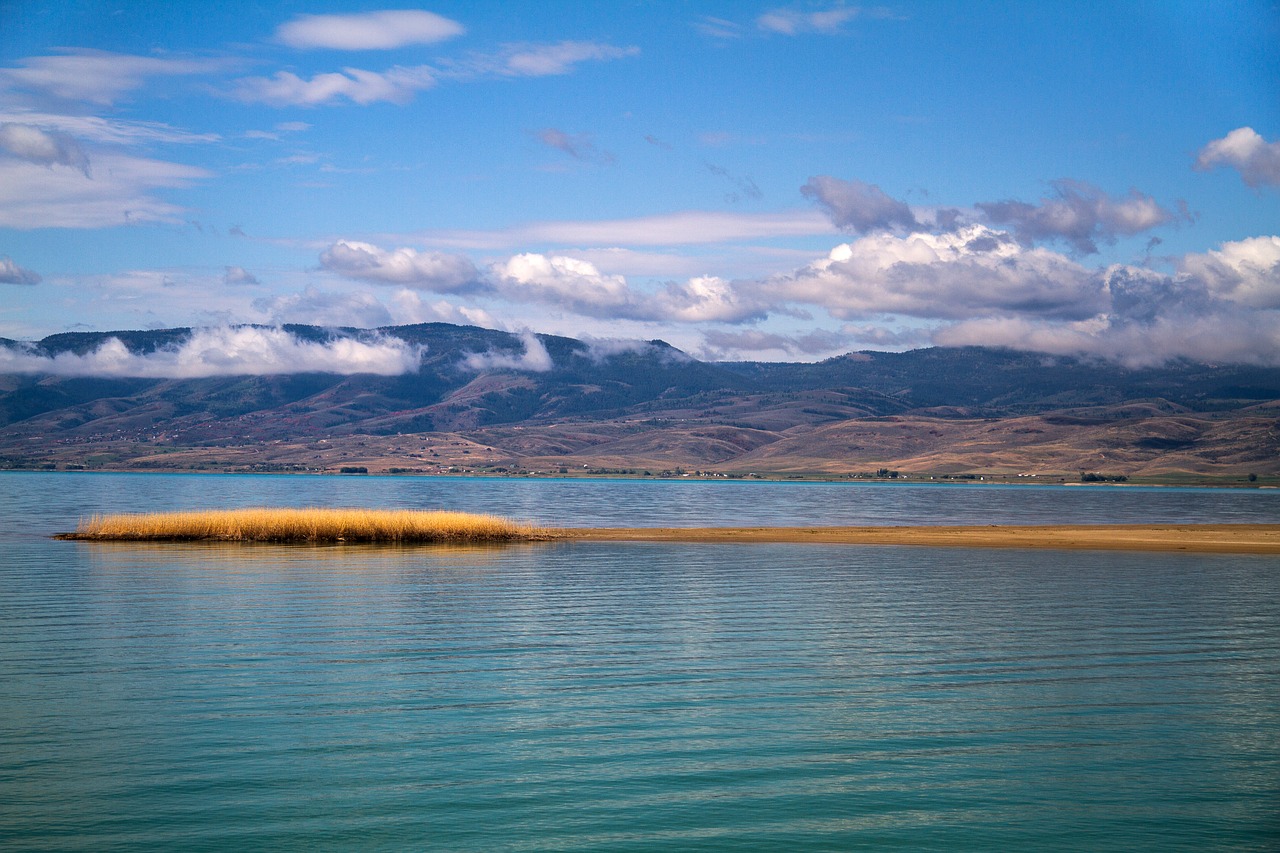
left=557, top=525, right=1280, bottom=554
left=8, top=468, right=1274, bottom=490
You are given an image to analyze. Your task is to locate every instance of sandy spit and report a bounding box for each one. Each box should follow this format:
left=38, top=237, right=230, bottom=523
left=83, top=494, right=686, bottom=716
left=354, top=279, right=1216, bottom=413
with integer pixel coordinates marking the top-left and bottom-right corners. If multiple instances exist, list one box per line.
left=554, top=524, right=1280, bottom=554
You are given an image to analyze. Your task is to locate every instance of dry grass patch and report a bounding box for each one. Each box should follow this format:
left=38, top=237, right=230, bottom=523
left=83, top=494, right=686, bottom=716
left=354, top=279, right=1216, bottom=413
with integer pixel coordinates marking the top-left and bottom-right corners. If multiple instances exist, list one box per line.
left=58, top=507, right=548, bottom=544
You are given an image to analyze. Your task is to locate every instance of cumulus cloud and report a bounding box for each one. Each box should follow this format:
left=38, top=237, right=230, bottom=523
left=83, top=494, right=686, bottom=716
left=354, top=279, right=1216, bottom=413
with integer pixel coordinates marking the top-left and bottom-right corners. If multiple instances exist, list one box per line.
left=975, top=179, right=1179, bottom=254
left=276, top=10, right=464, bottom=50
left=931, top=235, right=1280, bottom=366
left=489, top=253, right=770, bottom=324
left=1195, top=127, right=1280, bottom=188
left=652, top=275, right=767, bottom=323
left=0, top=256, right=41, bottom=285
left=757, top=5, right=859, bottom=35
left=0, top=50, right=226, bottom=107
left=534, top=128, right=613, bottom=164
left=230, top=65, right=437, bottom=106
left=801, top=175, right=923, bottom=233
left=0, top=122, right=90, bottom=175
left=460, top=330, right=553, bottom=373
left=0, top=326, right=424, bottom=377
left=762, top=225, right=1103, bottom=321
left=1178, top=234, right=1280, bottom=309
left=492, top=253, right=635, bottom=317
left=320, top=240, right=480, bottom=292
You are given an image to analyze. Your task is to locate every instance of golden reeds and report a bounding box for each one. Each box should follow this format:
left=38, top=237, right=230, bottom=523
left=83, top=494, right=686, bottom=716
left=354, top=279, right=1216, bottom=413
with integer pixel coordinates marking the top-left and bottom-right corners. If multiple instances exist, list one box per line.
left=58, top=507, right=548, bottom=544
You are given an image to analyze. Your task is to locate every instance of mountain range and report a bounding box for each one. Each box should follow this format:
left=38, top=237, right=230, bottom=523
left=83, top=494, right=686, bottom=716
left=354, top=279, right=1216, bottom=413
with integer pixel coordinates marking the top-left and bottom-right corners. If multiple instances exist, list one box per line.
left=2, top=323, right=1278, bottom=481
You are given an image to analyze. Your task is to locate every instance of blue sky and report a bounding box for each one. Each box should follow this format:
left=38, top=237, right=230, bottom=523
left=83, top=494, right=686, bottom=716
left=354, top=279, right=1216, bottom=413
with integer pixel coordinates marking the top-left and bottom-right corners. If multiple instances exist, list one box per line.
left=1, top=0, right=1278, bottom=369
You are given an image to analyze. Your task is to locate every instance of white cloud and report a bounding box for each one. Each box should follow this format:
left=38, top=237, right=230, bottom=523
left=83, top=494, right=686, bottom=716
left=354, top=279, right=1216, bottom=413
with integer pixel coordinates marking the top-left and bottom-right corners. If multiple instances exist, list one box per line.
left=231, top=65, right=437, bottom=106
left=576, top=336, right=674, bottom=362
left=490, top=253, right=770, bottom=324
left=276, top=10, right=464, bottom=50
left=320, top=240, right=480, bottom=291
left=761, top=225, right=1104, bottom=321
left=0, top=50, right=226, bottom=106
left=653, top=275, right=766, bottom=322
left=0, top=150, right=208, bottom=228
left=0, top=256, right=41, bottom=285
left=757, top=5, right=859, bottom=35
left=496, top=42, right=640, bottom=77
left=0, top=326, right=424, bottom=377
left=1195, top=127, right=1280, bottom=188
left=460, top=330, right=553, bottom=372
left=933, top=309, right=1280, bottom=368
left=1179, top=235, right=1280, bottom=309
left=386, top=290, right=500, bottom=329
left=928, top=235, right=1280, bottom=366
left=493, top=253, right=635, bottom=317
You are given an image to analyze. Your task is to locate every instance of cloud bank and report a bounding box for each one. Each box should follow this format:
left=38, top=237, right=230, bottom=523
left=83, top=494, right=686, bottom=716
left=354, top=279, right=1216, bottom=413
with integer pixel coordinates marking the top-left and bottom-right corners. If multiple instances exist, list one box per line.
left=0, top=326, right=424, bottom=377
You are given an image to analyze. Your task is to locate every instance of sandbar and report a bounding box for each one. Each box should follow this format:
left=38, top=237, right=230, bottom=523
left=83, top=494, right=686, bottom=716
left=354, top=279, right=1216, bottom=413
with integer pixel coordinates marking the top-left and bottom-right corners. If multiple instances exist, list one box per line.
left=556, top=524, right=1280, bottom=554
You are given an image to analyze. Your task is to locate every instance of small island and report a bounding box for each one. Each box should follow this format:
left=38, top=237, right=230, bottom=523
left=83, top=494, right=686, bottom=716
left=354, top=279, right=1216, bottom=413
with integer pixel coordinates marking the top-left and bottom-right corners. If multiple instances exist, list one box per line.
left=56, top=507, right=550, bottom=544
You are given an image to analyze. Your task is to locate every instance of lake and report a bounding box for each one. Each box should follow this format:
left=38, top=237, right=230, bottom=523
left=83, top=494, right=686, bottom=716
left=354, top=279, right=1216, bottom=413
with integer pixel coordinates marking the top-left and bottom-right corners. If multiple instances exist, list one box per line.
left=2, top=472, right=1278, bottom=850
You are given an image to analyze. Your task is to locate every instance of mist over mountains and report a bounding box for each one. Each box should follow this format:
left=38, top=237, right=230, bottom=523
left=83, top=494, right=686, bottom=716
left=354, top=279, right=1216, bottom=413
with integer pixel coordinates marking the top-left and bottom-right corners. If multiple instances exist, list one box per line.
left=2, top=323, right=1277, bottom=479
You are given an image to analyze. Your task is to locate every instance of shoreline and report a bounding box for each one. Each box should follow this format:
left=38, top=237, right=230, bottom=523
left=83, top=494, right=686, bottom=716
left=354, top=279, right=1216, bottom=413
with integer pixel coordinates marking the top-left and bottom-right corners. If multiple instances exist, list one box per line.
left=9, top=468, right=1275, bottom=490
left=555, top=524, right=1280, bottom=554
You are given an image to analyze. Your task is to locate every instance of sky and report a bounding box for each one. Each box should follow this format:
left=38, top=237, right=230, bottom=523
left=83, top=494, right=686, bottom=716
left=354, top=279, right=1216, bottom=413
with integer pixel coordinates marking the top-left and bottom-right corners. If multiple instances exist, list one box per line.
left=1, top=0, right=1279, bottom=374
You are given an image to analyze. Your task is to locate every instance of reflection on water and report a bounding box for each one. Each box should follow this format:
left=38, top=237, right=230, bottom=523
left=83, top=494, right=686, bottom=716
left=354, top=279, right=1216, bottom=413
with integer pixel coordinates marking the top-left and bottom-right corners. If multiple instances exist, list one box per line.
left=5, top=471, right=1280, bottom=540
left=1, top=473, right=1279, bottom=851
left=76, top=539, right=548, bottom=572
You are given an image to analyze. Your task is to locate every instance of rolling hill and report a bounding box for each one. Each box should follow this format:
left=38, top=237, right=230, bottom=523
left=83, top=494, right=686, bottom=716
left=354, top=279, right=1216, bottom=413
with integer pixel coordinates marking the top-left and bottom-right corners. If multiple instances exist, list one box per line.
left=2, top=323, right=1277, bottom=480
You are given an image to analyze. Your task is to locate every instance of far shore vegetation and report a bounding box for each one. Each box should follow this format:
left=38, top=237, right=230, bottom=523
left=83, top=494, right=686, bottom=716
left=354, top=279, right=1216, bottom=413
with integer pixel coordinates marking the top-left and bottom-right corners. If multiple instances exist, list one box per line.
left=58, top=508, right=548, bottom=544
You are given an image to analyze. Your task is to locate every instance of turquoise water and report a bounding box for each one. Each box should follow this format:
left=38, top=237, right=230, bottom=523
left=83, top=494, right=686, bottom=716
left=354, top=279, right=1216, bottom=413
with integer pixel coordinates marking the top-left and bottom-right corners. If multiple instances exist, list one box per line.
left=2, top=473, right=1279, bottom=850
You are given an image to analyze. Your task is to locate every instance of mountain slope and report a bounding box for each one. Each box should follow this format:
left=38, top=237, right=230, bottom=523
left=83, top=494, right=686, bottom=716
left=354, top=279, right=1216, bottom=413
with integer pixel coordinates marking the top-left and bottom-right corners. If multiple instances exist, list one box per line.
left=2, top=323, right=1277, bottom=478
